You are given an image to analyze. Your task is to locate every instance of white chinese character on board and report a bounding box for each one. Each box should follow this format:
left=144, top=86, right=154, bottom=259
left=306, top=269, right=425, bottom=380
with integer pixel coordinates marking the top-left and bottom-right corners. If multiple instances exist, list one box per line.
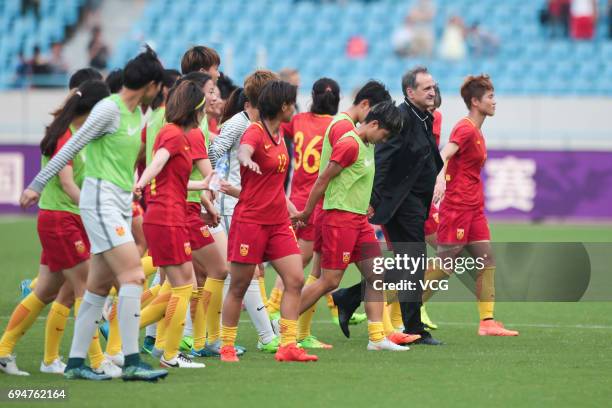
left=0, top=153, right=24, bottom=205
left=485, top=156, right=536, bottom=212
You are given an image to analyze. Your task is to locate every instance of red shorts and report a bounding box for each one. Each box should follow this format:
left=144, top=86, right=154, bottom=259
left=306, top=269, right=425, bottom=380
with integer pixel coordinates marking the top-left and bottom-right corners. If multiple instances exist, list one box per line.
left=228, top=220, right=301, bottom=264
left=143, top=223, right=192, bottom=266
left=320, top=213, right=381, bottom=271
left=313, top=206, right=325, bottom=253
left=424, top=203, right=440, bottom=236
left=186, top=202, right=215, bottom=250
left=132, top=201, right=144, bottom=218
left=437, top=204, right=490, bottom=245
left=38, top=210, right=90, bottom=272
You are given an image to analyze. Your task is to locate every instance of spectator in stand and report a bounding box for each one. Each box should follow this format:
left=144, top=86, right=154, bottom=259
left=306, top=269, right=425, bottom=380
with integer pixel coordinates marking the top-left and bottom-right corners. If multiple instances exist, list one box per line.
left=570, top=0, right=597, bottom=40
left=408, top=0, right=436, bottom=57
left=48, top=42, right=68, bottom=75
left=467, top=22, right=500, bottom=57
left=439, top=15, right=467, bottom=61
left=392, top=15, right=415, bottom=57
left=540, top=0, right=571, bottom=38
left=13, top=51, right=32, bottom=88
left=346, top=35, right=368, bottom=59
left=88, top=26, right=109, bottom=70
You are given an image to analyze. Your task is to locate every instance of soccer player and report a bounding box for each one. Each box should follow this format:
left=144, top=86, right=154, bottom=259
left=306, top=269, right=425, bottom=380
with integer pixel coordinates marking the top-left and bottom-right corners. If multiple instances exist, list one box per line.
left=292, top=80, right=393, bottom=338
left=268, top=78, right=341, bottom=349
left=134, top=80, right=208, bottom=368
left=208, top=70, right=280, bottom=354
left=293, top=101, right=408, bottom=351
left=173, top=72, right=227, bottom=359
left=20, top=46, right=169, bottom=381
left=0, top=81, right=116, bottom=377
left=220, top=80, right=317, bottom=363
left=181, top=45, right=220, bottom=82
left=428, top=74, right=519, bottom=336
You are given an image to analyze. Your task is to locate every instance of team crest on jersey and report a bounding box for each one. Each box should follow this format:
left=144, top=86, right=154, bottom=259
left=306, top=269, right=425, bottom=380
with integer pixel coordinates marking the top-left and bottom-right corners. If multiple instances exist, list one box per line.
left=456, top=228, right=465, bottom=240
left=74, top=240, right=86, bottom=254
left=342, top=252, right=351, bottom=264
left=240, top=244, right=249, bottom=256
left=433, top=213, right=439, bottom=224
left=115, top=226, right=125, bottom=237
left=200, top=226, right=210, bottom=238
left=184, top=242, right=192, bottom=255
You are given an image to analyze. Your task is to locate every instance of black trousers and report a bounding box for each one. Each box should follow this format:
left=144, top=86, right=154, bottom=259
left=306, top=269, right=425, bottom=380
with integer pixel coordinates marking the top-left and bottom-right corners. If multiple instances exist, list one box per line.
left=383, top=194, right=428, bottom=335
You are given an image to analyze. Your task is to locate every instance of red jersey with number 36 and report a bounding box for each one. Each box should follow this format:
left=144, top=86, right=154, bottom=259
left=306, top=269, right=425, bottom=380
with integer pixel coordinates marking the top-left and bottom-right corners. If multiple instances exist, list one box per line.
left=444, top=118, right=487, bottom=209
left=234, top=122, right=290, bottom=225
left=282, top=112, right=333, bottom=208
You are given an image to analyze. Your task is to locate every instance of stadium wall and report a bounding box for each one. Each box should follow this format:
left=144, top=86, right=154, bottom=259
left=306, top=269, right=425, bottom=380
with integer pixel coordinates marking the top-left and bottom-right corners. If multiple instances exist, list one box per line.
left=0, top=91, right=610, bottom=220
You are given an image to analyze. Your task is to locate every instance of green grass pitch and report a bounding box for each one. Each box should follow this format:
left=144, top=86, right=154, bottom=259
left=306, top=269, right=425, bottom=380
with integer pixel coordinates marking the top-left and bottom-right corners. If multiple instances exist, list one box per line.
left=0, top=217, right=611, bottom=407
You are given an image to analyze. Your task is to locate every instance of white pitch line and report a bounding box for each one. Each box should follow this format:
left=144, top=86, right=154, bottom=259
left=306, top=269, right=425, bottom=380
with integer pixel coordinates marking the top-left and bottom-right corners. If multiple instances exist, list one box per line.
left=1, top=317, right=612, bottom=330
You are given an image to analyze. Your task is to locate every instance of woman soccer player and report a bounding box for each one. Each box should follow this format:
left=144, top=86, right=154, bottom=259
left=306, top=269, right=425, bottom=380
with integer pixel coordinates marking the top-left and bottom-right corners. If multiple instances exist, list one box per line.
left=267, top=78, right=341, bottom=349
left=220, top=80, right=318, bottom=363
left=20, top=46, right=169, bottom=382
left=293, top=101, right=408, bottom=351
left=134, top=80, right=210, bottom=368
left=207, top=71, right=280, bottom=354
left=171, top=72, right=227, bottom=359
left=0, top=80, right=121, bottom=377
left=430, top=74, right=518, bottom=337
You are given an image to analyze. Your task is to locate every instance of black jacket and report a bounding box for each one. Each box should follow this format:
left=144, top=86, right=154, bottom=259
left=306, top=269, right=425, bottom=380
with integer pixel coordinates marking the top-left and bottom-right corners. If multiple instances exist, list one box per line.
left=369, top=99, right=444, bottom=225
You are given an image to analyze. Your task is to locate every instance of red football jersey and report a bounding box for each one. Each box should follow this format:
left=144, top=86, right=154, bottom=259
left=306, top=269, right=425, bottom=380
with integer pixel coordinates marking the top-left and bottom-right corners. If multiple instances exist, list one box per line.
left=328, top=114, right=356, bottom=148
left=186, top=128, right=209, bottom=162
left=444, top=118, right=487, bottom=209
left=144, top=124, right=192, bottom=226
left=432, top=110, right=442, bottom=146
left=234, top=122, right=290, bottom=225
left=285, top=112, right=333, bottom=208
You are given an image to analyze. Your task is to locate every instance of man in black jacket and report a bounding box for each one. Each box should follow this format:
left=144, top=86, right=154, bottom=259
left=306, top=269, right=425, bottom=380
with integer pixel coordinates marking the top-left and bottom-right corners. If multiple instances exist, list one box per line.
left=369, top=66, right=444, bottom=344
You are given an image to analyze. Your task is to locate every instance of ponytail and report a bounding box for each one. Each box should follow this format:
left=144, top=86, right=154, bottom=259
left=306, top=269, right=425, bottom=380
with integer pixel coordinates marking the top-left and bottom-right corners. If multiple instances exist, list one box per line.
left=40, top=80, right=110, bottom=156
left=220, top=87, right=246, bottom=125
left=310, top=77, right=340, bottom=116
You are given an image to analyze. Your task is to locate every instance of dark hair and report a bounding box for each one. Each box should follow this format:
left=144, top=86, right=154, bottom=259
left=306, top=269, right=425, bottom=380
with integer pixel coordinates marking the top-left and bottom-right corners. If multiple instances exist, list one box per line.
left=41, top=80, right=110, bottom=156
left=69, top=68, right=102, bottom=90
left=460, top=74, right=494, bottom=110
left=353, top=80, right=391, bottom=106
left=151, top=69, right=181, bottom=110
left=165, top=80, right=205, bottom=127
left=401, top=66, right=429, bottom=97
left=122, top=45, right=164, bottom=90
left=364, top=101, right=403, bottom=136
left=244, top=70, right=279, bottom=108
left=310, top=77, right=340, bottom=115
left=257, top=80, right=297, bottom=120
left=220, top=87, right=246, bottom=125
left=180, top=45, right=221, bottom=74
left=177, top=71, right=212, bottom=89
left=433, top=84, right=442, bottom=109
left=217, top=72, right=237, bottom=100
left=105, top=68, right=123, bottom=93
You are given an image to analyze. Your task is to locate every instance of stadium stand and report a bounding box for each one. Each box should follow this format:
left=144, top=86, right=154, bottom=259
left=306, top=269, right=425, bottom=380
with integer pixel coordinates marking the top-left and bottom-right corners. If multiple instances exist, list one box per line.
left=106, top=0, right=611, bottom=95
left=0, top=0, right=610, bottom=94
left=0, top=0, right=86, bottom=88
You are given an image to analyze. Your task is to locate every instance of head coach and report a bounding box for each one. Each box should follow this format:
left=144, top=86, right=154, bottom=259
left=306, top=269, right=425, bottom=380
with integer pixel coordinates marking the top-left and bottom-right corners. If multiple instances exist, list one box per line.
left=369, top=66, right=444, bottom=345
